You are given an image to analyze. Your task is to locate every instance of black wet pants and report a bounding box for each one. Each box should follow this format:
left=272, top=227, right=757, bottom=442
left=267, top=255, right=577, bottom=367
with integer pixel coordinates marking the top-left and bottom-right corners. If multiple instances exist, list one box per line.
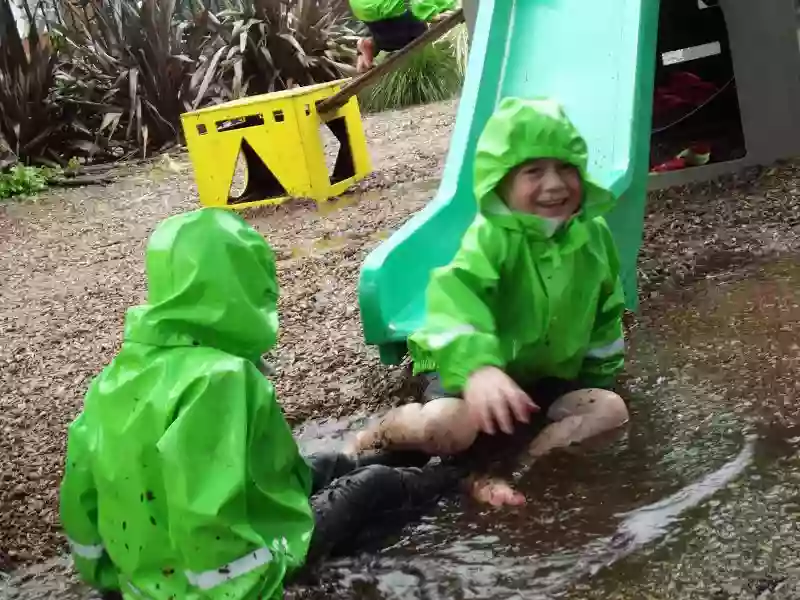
left=365, top=11, right=427, bottom=53
left=303, top=451, right=462, bottom=565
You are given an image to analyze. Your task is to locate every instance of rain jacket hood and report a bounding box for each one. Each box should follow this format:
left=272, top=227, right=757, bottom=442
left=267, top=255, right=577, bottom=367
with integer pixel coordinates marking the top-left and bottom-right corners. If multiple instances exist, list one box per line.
left=408, top=98, right=626, bottom=392
left=124, top=207, right=280, bottom=363
left=349, top=0, right=454, bottom=23
left=60, top=208, right=314, bottom=600
left=473, top=97, right=616, bottom=238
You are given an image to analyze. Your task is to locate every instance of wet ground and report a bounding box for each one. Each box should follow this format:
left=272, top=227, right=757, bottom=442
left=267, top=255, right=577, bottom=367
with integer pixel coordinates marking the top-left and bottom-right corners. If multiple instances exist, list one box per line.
left=284, top=258, right=800, bottom=600
left=2, top=96, right=800, bottom=596
left=3, top=247, right=800, bottom=600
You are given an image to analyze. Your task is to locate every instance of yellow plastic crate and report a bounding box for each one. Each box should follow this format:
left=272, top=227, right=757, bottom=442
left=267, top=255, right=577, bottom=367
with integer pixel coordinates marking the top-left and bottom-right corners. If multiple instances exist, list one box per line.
left=180, top=80, right=371, bottom=209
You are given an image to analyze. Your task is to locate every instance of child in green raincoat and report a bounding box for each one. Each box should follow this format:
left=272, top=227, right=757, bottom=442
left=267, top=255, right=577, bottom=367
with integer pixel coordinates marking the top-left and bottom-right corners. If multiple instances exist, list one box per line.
left=350, top=0, right=455, bottom=72
left=348, top=98, right=631, bottom=507
left=59, top=208, right=458, bottom=600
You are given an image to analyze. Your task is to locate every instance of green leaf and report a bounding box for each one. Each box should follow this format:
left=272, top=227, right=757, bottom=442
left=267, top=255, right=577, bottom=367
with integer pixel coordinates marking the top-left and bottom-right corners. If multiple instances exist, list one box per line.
left=193, top=45, right=226, bottom=108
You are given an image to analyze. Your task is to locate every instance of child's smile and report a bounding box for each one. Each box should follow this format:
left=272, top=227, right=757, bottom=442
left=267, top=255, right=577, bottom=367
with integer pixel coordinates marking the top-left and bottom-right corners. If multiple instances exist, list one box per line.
left=502, top=158, right=583, bottom=221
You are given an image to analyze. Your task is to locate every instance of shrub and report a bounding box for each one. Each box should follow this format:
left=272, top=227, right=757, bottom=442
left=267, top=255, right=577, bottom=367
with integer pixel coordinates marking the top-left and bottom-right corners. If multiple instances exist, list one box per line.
left=0, top=0, right=64, bottom=164
left=0, top=164, right=60, bottom=199
left=51, top=0, right=359, bottom=157
left=0, top=0, right=364, bottom=163
left=208, top=0, right=359, bottom=97
left=358, top=24, right=467, bottom=113
left=53, top=0, right=225, bottom=158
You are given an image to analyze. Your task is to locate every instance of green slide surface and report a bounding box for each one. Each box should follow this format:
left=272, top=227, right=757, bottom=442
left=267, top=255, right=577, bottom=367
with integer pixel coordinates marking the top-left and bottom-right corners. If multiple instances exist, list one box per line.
left=359, top=0, right=660, bottom=365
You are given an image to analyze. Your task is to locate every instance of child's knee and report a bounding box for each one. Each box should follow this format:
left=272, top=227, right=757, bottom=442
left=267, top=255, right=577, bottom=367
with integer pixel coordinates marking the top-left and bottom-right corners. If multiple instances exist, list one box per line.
left=376, top=403, right=427, bottom=445
left=419, top=397, right=478, bottom=456
left=547, top=388, right=629, bottom=427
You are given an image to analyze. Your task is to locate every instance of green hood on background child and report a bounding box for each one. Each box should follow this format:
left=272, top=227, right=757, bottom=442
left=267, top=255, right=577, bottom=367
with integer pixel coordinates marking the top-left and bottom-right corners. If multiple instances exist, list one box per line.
left=409, top=97, right=626, bottom=393
left=349, top=0, right=454, bottom=23
left=60, top=208, right=314, bottom=600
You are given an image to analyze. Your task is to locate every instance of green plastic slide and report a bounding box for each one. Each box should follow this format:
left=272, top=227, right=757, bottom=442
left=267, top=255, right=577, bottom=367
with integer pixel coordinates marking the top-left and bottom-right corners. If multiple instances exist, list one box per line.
left=358, top=0, right=661, bottom=364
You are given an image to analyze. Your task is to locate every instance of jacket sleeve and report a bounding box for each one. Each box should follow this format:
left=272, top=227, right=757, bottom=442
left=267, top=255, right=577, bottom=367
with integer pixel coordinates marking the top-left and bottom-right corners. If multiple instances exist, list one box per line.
left=157, top=363, right=315, bottom=600
left=408, top=219, right=506, bottom=393
left=59, top=411, right=119, bottom=591
left=409, top=0, right=456, bottom=21
left=580, top=220, right=626, bottom=387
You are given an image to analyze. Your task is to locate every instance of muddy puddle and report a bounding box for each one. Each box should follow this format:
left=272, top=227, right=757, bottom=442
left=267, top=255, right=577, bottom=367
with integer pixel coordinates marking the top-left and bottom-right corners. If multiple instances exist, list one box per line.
left=290, top=258, right=800, bottom=600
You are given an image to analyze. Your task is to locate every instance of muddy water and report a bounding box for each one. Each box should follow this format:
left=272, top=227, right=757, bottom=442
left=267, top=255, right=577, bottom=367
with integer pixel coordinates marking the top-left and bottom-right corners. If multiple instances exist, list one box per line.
left=291, top=258, right=800, bottom=600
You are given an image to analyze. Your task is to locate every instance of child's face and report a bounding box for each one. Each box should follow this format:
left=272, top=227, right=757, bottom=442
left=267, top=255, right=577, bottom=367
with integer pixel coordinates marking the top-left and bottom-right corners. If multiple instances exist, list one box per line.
left=501, top=158, right=582, bottom=220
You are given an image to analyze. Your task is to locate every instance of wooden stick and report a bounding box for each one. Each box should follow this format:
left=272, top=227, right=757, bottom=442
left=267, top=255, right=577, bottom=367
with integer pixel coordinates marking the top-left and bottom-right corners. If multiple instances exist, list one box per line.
left=317, top=8, right=466, bottom=115
left=51, top=175, right=116, bottom=187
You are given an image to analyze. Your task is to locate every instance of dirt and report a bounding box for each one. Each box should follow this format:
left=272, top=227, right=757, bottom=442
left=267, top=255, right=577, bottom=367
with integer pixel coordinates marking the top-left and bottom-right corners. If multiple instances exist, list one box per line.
left=638, top=162, right=800, bottom=291
left=1, top=97, right=800, bottom=597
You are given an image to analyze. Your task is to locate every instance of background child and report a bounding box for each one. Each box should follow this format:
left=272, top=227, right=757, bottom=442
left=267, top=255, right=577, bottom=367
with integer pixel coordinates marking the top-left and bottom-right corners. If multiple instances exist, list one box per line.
left=349, top=0, right=456, bottom=72
left=348, top=98, right=631, bottom=506
left=60, top=208, right=458, bottom=600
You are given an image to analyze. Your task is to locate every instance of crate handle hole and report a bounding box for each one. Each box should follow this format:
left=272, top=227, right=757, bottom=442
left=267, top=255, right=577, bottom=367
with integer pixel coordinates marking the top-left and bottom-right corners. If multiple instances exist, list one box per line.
left=215, top=114, right=265, bottom=133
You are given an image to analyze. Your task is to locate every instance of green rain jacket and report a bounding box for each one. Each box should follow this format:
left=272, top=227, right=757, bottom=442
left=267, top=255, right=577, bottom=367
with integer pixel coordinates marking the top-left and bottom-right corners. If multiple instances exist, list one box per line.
left=409, top=98, right=626, bottom=394
left=349, top=0, right=455, bottom=23
left=59, top=208, right=315, bottom=600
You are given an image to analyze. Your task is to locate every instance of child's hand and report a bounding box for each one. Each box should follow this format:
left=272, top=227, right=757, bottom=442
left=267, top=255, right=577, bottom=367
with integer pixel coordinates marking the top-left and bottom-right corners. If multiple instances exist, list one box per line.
left=464, top=367, right=539, bottom=435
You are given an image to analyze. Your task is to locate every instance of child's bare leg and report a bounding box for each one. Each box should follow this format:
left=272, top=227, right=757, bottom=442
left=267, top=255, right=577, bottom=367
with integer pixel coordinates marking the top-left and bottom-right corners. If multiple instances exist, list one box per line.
left=470, top=390, right=628, bottom=507
left=348, top=397, right=479, bottom=456
left=348, top=400, right=523, bottom=507
left=356, top=37, right=376, bottom=73
left=430, top=10, right=455, bottom=23
left=527, top=389, right=629, bottom=459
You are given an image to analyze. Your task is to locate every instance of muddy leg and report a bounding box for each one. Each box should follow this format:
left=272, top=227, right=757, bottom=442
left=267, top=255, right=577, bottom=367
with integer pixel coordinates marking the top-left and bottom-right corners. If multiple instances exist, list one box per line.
left=346, top=397, right=511, bottom=506
left=347, top=397, right=479, bottom=457
left=527, top=389, right=629, bottom=459
left=356, top=37, right=376, bottom=73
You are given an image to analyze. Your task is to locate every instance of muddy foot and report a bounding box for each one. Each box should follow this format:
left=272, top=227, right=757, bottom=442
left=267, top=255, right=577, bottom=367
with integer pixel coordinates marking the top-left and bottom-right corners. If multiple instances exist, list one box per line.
left=467, top=476, right=526, bottom=507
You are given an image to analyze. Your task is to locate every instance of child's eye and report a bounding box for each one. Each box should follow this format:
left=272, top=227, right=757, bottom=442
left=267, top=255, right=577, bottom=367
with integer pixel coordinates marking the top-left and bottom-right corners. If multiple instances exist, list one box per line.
left=524, top=166, right=544, bottom=176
